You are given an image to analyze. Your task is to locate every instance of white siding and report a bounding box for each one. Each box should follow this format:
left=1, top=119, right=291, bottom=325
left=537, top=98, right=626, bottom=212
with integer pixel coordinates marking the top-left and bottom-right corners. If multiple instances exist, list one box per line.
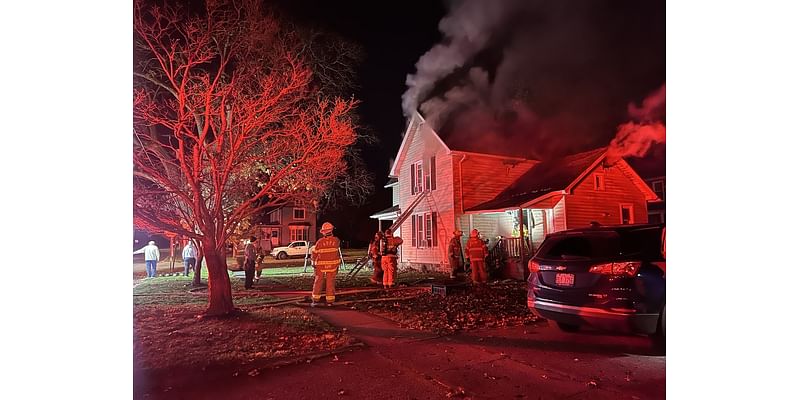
left=396, top=117, right=455, bottom=272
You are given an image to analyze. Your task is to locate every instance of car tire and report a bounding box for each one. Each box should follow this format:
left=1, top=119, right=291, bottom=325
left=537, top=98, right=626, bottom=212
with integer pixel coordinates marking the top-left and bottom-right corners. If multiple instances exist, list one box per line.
left=555, top=321, right=580, bottom=332
left=277, top=252, right=288, bottom=260
left=651, top=304, right=666, bottom=353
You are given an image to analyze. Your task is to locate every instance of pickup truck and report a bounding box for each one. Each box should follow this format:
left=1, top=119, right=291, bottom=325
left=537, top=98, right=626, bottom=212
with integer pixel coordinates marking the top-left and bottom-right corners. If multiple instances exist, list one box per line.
left=270, top=241, right=312, bottom=260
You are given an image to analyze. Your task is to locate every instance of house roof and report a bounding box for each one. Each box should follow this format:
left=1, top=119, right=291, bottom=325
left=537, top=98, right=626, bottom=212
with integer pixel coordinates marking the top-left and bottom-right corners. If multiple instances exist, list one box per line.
left=384, top=177, right=399, bottom=188
left=370, top=205, right=400, bottom=219
left=465, top=148, right=608, bottom=212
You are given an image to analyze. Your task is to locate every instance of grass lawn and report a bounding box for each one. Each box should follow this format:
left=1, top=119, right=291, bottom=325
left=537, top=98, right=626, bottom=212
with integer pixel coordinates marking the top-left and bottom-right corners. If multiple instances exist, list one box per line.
left=133, top=275, right=357, bottom=397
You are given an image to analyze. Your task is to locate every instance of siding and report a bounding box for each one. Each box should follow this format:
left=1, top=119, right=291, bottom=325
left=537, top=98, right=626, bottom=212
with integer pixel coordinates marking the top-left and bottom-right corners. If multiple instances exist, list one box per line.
left=453, top=154, right=538, bottom=214
left=392, top=184, right=399, bottom=206
left=396, top=118, right=455, bottom=271
left=564, top=163, right=649, bottom=228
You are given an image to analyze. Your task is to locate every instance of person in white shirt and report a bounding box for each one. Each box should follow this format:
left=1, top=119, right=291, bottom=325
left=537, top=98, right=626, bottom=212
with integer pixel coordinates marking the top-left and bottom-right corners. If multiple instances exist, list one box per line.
left=134, top=240, right=160, bottom=278
left=182, top=241, right=197, bottom=277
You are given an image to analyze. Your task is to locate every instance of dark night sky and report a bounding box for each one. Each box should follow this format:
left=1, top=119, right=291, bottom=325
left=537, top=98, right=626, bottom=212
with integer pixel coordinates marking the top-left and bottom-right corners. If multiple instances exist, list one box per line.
left=270, top=0, right=665, bottom=245
left=270, top=0, right=448, bottom=245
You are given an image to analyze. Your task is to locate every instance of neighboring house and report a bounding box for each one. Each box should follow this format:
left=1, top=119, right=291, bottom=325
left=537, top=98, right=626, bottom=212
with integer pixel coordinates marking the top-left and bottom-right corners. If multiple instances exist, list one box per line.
left=383, top=112, right=660, bottom=279
left=626, top=153, right=666, bottom=224
left=643, top=176, right=666, bottom=223
left=252, top=204, right=317, bottom=248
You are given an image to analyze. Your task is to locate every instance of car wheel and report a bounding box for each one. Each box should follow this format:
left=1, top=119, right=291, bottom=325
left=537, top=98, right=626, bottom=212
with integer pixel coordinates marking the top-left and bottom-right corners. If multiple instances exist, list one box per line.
left=651, top=304, right=666, bottom=353
left=277, top=252, right=288, bottom=260
left=555, top=321, right=580, bottom=332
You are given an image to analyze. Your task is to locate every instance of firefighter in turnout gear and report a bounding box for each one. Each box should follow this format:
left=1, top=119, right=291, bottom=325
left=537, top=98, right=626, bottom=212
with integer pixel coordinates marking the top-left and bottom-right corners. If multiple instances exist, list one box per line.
left=311, top=222, right=341, bottom=306
left=368, top=231, right=384, bottom=285
left=447, top=230, right=464, bottom=279
left=380, top=229, right=403, bottom=289
left=466, top=229, right=489, bottom=285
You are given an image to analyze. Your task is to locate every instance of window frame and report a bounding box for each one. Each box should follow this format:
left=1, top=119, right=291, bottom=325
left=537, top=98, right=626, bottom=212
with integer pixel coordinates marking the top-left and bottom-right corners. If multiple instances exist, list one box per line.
left=412, top=160, right=424, bottom=195
left=620, top=203, right=635, bottom=225
left=593, top=173, right=605, bottom=191
left=293, top=208, right=306, bottom=220
left=289, top=227, right=309, bottom=242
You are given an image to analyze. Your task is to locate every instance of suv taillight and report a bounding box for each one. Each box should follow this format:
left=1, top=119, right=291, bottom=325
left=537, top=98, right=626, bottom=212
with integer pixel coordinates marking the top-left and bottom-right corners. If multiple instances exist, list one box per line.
left=589, top=261, right=641, bottom=276
left=528, top=260, right=540, bottom=273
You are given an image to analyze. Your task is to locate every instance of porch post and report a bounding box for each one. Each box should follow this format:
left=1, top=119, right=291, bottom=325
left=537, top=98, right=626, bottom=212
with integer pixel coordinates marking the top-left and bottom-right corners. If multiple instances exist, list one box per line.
left=518, top=207, right=525, bottom=269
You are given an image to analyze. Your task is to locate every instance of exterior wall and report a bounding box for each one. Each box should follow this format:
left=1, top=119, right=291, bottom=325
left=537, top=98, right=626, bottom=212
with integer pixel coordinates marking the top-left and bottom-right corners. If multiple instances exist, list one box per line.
left=564, top=163, right=649, bottom=228
left=529, top=210, right=546, bottom=252
left=396, top=119, right=455, bottom=272
left=453, top=154, right=538, bottom=214
left=258, top=206, right=317, bottom=247
left=392, top=184, right=400, bottom=207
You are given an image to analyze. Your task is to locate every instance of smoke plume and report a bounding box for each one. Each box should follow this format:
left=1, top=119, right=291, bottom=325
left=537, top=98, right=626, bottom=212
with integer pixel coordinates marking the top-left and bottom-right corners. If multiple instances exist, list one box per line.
left=606, top=84, right=666, bottom=164
left=402, top=0, right=665, bottom=160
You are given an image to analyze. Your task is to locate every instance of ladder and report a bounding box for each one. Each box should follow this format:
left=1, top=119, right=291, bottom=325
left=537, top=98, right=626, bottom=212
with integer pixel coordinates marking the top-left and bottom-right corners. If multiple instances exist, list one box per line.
left=343, top=191, right=428, bottom=281
left=388, top=190, right=427, bottom=233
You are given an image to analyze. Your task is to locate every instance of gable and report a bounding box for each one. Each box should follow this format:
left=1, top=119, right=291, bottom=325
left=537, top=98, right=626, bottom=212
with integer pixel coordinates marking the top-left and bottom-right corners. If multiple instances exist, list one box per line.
left=390, top=112, right=450, bottom=176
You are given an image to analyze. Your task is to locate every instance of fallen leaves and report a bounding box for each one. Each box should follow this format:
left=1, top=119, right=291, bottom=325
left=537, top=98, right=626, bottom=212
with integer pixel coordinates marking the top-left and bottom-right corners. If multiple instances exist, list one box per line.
left=133, top=304, right=353, bottom=371
left=350, top=282, right=538, bottom=334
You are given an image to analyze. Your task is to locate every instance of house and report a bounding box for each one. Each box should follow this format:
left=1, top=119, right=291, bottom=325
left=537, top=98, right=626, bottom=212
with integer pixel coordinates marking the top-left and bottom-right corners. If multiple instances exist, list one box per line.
left=626, top=153, right=666, bottom=223
left=252, top=204, right=317, bottom=248
left=383, top=112, right=660, bottom=279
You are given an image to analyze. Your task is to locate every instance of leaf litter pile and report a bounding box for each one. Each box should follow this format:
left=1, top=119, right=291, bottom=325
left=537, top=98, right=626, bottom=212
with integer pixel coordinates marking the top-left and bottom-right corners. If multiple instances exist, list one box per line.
left=350, top=281, right=539, bottom=334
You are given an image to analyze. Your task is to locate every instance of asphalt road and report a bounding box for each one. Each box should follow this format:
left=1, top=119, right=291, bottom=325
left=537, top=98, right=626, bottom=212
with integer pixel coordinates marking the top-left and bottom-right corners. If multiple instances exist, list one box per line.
left=139, top=306, right=665, bottom=400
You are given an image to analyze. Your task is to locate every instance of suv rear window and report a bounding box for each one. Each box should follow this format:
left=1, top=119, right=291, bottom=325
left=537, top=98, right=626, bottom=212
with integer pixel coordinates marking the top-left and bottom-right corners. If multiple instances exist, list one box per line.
left=537, top=227, right=664, bottom=261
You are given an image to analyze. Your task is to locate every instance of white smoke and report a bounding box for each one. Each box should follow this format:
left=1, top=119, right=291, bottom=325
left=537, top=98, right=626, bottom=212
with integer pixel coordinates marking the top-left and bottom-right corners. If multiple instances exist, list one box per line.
left=401, top=0, right=523, bottom=118
left=606, top=84, right=666, bottom=164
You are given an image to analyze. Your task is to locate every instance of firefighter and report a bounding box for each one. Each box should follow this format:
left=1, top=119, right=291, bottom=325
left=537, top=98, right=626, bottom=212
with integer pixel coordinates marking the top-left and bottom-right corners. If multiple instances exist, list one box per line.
left=311, top=222, right=341, bottom=306
left=466, top=229, right=489, bottom=285
left=447, top=230, right=464, bottom=279
left=243, top=236, right=258, bottom=289
left=368, top=231, right=384, bottom=285
left=380, top=229, right=403, bottom=289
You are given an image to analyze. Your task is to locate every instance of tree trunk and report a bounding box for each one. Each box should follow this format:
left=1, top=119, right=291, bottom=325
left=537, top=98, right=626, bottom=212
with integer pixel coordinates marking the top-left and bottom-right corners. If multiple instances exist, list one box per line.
left=193, top=253, right=204, bottom=287
left=203, top=246, right=235, bottom=316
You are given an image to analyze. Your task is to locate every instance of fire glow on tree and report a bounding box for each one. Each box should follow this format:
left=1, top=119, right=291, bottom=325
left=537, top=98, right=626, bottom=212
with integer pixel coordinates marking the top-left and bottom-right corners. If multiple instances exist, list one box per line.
left=133, top=0, right=359, bottom=315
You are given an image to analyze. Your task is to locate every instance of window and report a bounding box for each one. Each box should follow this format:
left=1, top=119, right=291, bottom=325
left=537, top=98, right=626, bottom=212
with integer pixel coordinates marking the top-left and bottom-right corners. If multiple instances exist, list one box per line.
left=430, top=156, right=437, bottom=191
left=411, top=161, right=424, bottom=195
left=293, top=208, right=306, bottom=220
left=289, top=226, right=309, bottom=242
left=412, top=213, right=437, bottom=248
left=648, top=212, right=664, bottom=224
left=268, top=209, right=280, bottom=224
left=593, top=173, right=605, bottom=191
left=620, top=204, right=634, bottom=224
left=652, top=180, right=665, bottom=200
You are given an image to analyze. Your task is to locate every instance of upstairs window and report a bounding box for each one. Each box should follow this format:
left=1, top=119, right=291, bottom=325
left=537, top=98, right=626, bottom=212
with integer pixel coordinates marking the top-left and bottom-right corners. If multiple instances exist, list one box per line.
left=652, top=180, right=665, bottom=200
left=293, top=208, right=306, bottom=220
left=593, top=173, right=605, bottom=191
left=411, top=161, right=424, bottom=195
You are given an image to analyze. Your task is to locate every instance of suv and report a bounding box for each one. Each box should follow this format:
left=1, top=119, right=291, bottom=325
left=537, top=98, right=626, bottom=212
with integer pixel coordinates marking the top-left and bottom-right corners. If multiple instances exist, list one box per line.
left=527, top=224, right=666, bottom=342
left=270, top=241, right=311, bottom=260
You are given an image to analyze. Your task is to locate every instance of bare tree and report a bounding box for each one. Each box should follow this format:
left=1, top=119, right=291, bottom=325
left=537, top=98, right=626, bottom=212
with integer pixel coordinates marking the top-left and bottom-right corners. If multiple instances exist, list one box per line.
left=133, top=0, right=359, bottom=316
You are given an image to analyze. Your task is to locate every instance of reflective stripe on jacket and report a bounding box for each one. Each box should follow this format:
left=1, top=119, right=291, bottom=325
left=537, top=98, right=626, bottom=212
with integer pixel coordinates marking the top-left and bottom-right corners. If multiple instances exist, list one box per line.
left=466, top=237, right=487, bottom=261
left=312, top=235, right=341, bottom=272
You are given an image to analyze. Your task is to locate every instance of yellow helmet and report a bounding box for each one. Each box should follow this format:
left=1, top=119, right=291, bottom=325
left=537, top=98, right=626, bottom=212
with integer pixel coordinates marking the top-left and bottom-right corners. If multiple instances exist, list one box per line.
left=320, top=222, right=334, bottom=234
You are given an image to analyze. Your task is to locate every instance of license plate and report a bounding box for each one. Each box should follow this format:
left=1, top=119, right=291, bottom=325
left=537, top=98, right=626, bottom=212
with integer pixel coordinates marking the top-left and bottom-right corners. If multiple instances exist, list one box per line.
left=555, top=273, right=575, bottom=287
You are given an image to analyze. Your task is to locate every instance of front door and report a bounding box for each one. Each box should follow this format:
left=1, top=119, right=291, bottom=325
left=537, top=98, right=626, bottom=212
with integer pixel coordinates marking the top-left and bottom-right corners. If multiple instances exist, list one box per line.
left=270, top=228, right=280, bottom=247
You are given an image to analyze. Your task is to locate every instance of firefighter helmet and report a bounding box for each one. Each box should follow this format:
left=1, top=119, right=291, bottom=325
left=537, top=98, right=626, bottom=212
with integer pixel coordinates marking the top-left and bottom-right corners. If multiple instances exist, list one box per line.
left=320, top=222, right=334, bottom=234
left=470, top=229, right=479, bottom=237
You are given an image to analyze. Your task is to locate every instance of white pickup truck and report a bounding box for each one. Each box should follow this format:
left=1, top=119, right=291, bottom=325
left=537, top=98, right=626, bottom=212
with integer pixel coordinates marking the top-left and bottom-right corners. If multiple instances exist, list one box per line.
left=270, top=241, right=311, bottom=260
